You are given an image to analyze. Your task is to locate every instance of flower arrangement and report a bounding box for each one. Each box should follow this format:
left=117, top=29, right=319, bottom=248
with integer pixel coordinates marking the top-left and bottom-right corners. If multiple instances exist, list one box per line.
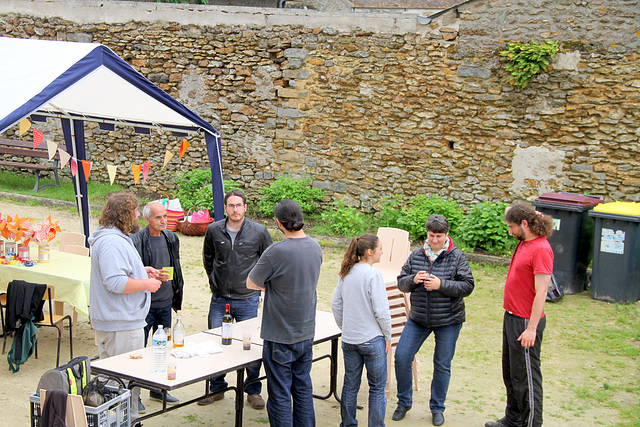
left=0, top=213, right=35, bottom=244
left=0, top=214, right=61, bottom=264
left=32, top=216, right=61, bottom=245
left=0, top=214, right=61, bottom=245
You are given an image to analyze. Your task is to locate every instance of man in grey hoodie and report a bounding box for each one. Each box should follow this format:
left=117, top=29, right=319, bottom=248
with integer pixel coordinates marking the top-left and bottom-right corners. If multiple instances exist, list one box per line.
left=88, top=192, right=162, bottom=421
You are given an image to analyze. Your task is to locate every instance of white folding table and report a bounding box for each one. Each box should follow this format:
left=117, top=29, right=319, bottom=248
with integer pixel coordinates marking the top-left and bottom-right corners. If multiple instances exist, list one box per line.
left=91, top=331, right=263, bottom=427
left=203, top=309, right=343, bottom=402
left=91, top=310, right=342, bottom=426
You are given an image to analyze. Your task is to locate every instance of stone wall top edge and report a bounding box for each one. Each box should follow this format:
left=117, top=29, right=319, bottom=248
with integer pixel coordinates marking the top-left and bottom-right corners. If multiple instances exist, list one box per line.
left=0, top=0, right=419, bottom=34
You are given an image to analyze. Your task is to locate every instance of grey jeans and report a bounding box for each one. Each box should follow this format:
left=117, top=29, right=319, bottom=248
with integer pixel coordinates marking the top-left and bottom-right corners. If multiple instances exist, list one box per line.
left=94, top=329, right=145, bottom=418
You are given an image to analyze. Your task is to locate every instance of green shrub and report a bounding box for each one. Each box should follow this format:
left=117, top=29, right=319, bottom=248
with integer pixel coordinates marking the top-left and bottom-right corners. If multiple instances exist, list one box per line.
left=399, top=195, right=464, bottom=241
left=176, top=169, right=237, bottom=214
left=499, top=39, right=559, bottom=90
left=375, top=194, right=464, bottom=242
left=377, top=195, right=405, bottom=229
left=320, top=200, right=365, bottom=236
left=257, top=175, right=325, bottom=217
left=459, top=202, right=516, bottom=255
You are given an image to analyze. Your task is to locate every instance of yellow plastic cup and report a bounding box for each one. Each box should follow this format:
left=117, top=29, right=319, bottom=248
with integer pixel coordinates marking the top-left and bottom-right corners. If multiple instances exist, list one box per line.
left=163, top=266, right=174, bottom=281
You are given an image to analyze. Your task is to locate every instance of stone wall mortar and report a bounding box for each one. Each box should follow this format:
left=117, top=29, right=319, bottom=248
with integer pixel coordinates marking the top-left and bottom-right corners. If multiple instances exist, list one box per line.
left=1, top=0, right=639, bottom=211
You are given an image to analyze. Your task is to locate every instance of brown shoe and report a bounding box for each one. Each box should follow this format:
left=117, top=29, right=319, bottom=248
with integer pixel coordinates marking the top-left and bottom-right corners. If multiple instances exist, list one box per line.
left=246, top=393, right=265, bottom=409
left=197, top=391, right=224, bottom=405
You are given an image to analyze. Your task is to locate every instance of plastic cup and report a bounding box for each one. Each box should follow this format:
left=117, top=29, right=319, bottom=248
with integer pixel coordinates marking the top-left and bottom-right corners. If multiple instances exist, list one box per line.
left=242, top=329, right=252, bottom=351
left=167, top=359, right=177, bottom=380
left=163, top=266, right=174, bottom=281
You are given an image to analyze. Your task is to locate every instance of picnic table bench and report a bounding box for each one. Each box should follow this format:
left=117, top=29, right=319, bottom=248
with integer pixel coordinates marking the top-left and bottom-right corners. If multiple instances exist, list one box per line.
left=0, top=138, right=62, bottom=191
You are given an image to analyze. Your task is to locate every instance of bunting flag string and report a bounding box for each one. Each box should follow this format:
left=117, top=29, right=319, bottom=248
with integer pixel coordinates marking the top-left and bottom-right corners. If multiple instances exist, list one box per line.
left=11, top=120, right=193, bottom=184
left=131, top=164, right=141, bottom=184
left=33, top=129, right=44, bottom=149
left=19, top=119, right=31, bottom=136
left=163, top=150, right=174, bottom=169
left=46, top=140, right=57, bottom=160
left=58, top=148, right=71, bottom=169
left=179, top=139, right=189, bottom=160
left=70, top=158, right=78, bottom=177
left=80, top=160, right=92, bottom=182
left=142, top=161, right=150, bottom=182
left=107, top=165, right=117, bottom=185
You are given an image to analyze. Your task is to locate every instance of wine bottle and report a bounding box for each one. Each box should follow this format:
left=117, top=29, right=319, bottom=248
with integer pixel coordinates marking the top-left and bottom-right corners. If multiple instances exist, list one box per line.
left=222, top=303, right=233, bottom=345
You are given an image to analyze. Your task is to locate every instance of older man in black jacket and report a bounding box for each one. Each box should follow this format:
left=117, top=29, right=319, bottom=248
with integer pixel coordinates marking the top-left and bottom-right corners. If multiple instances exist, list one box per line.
left=392, top=215, right=474, bottom=426
left=131, top=201, right=184, bottom=408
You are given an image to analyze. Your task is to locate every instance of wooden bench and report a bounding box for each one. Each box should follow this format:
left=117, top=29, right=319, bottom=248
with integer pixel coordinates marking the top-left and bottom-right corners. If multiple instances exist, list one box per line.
left=0, top=138, right=63, bottom=191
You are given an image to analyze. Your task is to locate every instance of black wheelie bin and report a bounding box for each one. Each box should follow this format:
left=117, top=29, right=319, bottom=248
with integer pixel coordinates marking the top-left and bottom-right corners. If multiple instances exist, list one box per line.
left=589, top=201, right=640, bottom=303
left=532, top=193, right=604, bottom=294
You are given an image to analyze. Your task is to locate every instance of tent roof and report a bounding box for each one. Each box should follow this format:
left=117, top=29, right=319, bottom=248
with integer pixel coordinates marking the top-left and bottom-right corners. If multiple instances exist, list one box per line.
left=0, top=37, right=218, bottom=137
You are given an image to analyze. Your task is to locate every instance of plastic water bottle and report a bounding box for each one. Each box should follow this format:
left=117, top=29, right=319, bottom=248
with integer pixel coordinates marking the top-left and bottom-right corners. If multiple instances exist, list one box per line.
left=152, top=325, right=167, bottom=374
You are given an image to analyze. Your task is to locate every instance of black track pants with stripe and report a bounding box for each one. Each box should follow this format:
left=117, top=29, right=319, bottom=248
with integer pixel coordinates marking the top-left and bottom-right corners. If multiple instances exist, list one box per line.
left=502, top=311, right=545, bottom=427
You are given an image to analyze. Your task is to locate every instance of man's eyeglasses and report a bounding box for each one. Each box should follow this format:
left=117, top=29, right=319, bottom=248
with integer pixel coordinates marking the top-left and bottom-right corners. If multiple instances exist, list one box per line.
left=226, top=204, right=245, bottom=210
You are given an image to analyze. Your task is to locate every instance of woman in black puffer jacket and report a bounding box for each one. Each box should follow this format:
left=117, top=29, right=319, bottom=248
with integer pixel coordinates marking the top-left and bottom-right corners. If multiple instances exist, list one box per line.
left=391, top=215, right=475, bottom=426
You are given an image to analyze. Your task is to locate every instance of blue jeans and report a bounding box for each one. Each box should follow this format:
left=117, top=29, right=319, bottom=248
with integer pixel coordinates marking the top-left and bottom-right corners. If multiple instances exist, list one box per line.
left=341, top=336, right=387, bottom=427
left=143, top=304, right=172, bottom=347
left=208, top=295, right=262, bottom=395
left=394, top=319, right=462, bottom=414
left=262, top=339, right=315, bottom=427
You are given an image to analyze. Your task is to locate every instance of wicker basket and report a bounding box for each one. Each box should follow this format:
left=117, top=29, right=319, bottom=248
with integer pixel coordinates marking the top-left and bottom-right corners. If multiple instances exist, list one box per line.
left=177, top=208, right=213, bottom=236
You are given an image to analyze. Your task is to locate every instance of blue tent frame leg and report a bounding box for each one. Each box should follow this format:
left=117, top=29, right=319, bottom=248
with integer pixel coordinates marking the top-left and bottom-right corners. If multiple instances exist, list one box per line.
left=205, top=132, right=225, bottom=222
left=62, top=118, right=91, bottom=243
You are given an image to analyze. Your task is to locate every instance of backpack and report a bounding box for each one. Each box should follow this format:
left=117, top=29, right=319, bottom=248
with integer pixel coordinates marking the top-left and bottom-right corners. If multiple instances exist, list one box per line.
left=36, top=356, right=91, bottom=395
left=7, top=319, right=38, bottom=373
left=546, top=274, right=564, bottom=302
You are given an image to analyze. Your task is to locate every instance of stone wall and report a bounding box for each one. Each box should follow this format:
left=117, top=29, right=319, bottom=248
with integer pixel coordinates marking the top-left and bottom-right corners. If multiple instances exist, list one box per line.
left=1, top=0, right=638, bottom=210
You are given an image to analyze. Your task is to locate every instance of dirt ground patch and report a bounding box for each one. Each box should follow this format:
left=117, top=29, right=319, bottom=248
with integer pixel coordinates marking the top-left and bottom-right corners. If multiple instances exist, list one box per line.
left=1, top=198, right=637, bottom=426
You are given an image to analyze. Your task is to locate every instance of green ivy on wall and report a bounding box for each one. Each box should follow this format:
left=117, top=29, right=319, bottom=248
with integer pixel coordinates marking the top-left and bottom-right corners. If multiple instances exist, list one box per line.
left=499, top=39, right=559, bottom=90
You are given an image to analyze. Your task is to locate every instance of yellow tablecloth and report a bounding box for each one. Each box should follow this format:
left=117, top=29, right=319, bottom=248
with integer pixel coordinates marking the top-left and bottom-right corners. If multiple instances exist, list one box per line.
left=0, top=249, right=91, bottom=318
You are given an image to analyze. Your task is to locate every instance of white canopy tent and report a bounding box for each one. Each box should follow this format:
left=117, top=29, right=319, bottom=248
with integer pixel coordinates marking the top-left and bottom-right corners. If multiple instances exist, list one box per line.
left=0, top=37, right=225, bottom=240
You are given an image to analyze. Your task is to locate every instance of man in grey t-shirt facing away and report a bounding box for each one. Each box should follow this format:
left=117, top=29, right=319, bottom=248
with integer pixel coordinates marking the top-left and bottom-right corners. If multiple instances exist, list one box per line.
left=248, top=199, right=323, bottom=427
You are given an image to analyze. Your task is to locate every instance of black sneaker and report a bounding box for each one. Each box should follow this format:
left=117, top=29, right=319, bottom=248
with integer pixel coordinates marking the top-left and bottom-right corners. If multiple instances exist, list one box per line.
left=485, top=418, right=508, bottom=427
left=137, top=397, right=146, bottom=414
left=392, top=405, right=411, bottom=421
left=149, top=390, right=179, bottom=404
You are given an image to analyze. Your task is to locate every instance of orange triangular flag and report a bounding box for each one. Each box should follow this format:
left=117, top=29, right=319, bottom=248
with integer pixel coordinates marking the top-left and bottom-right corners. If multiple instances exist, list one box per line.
left=163, top=150, right=174, bottom=169
left=33, top=129, right=44, bottom=149
left=142, top=161, right=150, bottom=182
left=80, top=160, right=92, bottom=182
left=132, top=164, right=141, bottom=184
left=19, top=119, right=31, bottom=136
left=70, top=158, right=78, bottom=177
left=179, top=139, right=190, bottom=160
left=46, top=140, right=57, bottom=160
left=58, top=148, right=71, bottom=169
left=107, top=165, right=117, bottom=185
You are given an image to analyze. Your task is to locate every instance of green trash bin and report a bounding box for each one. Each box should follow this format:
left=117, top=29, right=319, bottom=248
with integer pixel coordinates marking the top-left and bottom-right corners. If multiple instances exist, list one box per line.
left=589, top=201, right=640, bottom=303
left=532, top=193, right=603, bottom=294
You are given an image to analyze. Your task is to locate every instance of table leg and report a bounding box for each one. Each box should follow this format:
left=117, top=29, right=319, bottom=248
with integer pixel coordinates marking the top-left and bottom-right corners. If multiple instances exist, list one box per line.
left=330, top=337, right=339, bottom=402
left=235, top=368, right=245, bottom=427
left=312, top=337, right=340, bottom=402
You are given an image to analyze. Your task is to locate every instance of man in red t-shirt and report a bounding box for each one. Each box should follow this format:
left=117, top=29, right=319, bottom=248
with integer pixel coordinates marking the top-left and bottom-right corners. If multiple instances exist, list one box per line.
left=486, top=203, right=554, bottom=427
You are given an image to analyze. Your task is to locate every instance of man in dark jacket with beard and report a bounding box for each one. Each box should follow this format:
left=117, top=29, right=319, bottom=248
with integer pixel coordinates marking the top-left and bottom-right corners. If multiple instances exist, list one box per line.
left=200, top=189, right=273, bottom=409
left=392, top=215, right=474, bottom=426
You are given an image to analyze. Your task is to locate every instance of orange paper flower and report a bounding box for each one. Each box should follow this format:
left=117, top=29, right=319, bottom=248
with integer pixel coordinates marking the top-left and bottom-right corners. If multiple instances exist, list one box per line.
left=5, top=214, right=34, bottom=244
left=33, top=216, right=61, bottom=244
